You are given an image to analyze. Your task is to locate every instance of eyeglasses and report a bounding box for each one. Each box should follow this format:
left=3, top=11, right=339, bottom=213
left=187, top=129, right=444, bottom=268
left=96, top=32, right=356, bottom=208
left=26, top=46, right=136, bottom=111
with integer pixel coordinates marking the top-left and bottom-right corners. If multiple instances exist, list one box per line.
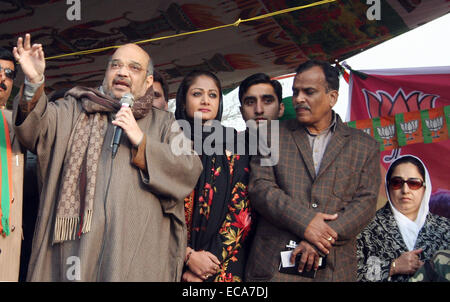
left=108, top=59, right=143, bottom=74
left=389, top=177, right=425, bottom=190
left=0, top=65, right=15, bottom=80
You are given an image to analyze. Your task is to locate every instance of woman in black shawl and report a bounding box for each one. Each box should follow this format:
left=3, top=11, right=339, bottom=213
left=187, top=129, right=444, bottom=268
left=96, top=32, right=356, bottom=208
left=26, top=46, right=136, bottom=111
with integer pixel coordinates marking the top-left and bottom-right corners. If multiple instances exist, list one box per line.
left=175, top=70, right=252, bottom=282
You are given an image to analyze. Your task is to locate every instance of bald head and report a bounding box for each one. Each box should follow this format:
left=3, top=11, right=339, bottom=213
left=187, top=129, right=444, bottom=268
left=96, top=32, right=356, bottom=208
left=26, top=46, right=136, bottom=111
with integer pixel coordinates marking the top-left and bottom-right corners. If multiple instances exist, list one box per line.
left=116, top=44, right=153, bottom=75
left=102, top=43, right=154, bottom=100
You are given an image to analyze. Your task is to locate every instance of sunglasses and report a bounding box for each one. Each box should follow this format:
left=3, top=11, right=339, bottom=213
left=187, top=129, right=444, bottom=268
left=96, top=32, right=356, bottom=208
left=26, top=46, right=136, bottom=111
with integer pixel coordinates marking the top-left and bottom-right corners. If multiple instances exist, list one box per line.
left=389, top=177, right=425, bottom=190
left=0, top=65, right=15, bottom=80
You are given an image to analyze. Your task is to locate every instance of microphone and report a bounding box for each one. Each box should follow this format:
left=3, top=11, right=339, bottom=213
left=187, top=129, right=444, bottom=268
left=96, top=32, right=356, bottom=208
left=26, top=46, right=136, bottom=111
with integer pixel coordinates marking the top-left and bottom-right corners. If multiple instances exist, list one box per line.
left=111, top=93, right=134, bottom=158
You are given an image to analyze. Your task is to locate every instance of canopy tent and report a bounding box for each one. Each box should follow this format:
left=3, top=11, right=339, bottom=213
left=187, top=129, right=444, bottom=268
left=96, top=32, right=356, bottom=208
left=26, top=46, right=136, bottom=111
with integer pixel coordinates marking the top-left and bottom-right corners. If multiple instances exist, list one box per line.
left=2, top=0, right=449, bottom=101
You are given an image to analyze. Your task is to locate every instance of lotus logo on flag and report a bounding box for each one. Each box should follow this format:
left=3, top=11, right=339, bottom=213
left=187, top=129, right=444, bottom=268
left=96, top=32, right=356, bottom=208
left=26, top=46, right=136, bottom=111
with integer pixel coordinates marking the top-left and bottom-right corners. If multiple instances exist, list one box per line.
left=349, top=67, right=450, bottom=214
left=425, top=116, right=444, bottom=138
left=399, top=120, right=419, bottom=141
left=361, top=88, right=440, bottom=157
left=363, top=88, right=439, bottom=118
left=376, top=124, right=395, bottom=146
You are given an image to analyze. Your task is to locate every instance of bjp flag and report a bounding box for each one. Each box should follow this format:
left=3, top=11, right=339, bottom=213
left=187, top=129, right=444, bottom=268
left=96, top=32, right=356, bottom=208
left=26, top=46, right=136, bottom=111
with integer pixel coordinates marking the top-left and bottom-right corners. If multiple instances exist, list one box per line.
left=349, top=66, right=450, bottom=213
left=395, top=110, right=424, bottom=146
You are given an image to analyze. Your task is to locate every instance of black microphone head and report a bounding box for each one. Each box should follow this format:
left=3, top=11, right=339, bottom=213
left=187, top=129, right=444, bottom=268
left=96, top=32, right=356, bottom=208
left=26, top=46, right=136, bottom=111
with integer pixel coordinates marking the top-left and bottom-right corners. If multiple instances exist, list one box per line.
left=120, top=93, right=134, bottom=107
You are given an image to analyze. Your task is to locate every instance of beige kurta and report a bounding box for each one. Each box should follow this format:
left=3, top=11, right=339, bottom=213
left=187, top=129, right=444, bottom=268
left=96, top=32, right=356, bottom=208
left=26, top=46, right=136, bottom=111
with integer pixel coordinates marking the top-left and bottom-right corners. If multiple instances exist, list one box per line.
left=13, top=85, right=202, bottom=281
left=0, top=110, right=24, bottom=281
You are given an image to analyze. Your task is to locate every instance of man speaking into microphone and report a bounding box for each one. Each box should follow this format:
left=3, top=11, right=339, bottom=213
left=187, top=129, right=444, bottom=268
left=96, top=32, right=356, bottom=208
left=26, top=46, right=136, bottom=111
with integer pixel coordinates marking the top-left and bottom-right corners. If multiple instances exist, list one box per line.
left=111, top=92, right=134, bottom=158
left=12, top=34, right=202, bottom=281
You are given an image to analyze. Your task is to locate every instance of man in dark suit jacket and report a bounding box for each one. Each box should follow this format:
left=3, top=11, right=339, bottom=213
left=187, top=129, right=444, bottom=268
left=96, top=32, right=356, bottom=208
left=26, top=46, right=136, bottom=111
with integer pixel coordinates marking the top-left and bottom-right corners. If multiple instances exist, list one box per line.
left=245, top=60, right=381, bottom=281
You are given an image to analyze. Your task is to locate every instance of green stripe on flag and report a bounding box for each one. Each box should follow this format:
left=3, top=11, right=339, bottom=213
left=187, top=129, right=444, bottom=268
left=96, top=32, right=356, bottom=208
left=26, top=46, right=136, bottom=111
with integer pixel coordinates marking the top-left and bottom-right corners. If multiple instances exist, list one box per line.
left=0, top=112, right=10, bottom=236
left=395, top=113, right=406, bottom=147
left=347, top=121, right=356, bottom=128
left=372, top=117, right=384, bottom=151
left=444, top=105, right=450, bottom=137
left=421, top=109, right=432, bottom=144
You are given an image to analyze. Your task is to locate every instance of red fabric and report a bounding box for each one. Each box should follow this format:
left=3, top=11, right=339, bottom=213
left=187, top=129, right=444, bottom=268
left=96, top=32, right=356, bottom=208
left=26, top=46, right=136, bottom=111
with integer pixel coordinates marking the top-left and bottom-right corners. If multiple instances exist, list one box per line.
left=349, top=67, right=450, bottom=195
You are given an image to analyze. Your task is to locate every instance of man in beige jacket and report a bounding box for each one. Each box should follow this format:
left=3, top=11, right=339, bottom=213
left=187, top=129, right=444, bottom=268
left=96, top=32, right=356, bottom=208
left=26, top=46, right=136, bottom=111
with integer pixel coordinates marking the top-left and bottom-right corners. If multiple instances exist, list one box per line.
left=0, top=47, right=25, bottom=281
left=12, top=34, right=202, bottom=281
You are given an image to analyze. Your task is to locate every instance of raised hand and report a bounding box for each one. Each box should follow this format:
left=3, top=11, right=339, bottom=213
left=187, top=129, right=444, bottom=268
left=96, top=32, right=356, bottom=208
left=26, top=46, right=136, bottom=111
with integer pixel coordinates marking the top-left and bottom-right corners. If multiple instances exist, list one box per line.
left=112, top=106, right=144, bottom=147
left=13, top=33, right=45, bottom=83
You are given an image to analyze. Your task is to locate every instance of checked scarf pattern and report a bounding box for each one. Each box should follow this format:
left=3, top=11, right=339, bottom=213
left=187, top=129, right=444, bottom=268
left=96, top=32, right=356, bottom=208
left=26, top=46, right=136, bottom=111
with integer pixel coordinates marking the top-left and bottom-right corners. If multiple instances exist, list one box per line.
left=52, top=86, right=153, bottom=244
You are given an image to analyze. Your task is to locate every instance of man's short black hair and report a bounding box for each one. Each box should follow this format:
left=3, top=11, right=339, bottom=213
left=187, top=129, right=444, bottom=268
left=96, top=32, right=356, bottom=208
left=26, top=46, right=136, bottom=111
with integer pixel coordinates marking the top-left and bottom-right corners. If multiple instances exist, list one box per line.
left=0, top=47, right=17, bottom=79
left=153, top=70, right=168, bottom=102
left=295, top=60, right=339, bottom=92
left=238, top=73, right=283, bottom=105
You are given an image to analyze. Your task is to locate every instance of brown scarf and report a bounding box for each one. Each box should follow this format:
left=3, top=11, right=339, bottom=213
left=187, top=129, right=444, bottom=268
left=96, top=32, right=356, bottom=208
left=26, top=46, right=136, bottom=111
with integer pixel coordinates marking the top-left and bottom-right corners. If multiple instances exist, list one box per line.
left=52, top=86, right=153, bottom=244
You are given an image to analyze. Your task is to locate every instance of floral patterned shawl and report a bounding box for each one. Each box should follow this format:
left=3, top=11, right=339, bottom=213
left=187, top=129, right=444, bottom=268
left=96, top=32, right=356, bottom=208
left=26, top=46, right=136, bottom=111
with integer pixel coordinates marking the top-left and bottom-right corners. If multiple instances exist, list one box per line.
left=175, top=114, right=252, bottom=282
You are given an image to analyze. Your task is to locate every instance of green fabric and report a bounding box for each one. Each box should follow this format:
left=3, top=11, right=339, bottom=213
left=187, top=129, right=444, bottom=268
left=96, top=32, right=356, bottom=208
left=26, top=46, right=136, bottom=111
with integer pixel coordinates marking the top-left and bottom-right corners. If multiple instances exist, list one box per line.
left=347, top=121, right=356, bottom=129
left=420, top=109, right=432, bottom=144
left=371, top=117, right=384, bottom=151
left=444, top=106, right=450, bottom=137
left=410, top=250, right=450, bottom=282
left=0, top=112, right=11, bottom=236
left=280, top=97, right=296, bottom=121
left=395, top=112, right=407, bottom=147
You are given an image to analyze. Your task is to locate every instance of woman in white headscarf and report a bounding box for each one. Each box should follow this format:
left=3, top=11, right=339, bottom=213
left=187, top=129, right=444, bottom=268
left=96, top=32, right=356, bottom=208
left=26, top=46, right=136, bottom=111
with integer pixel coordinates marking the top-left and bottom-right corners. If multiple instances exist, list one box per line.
left=357, top=155, right=449, bottom=282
